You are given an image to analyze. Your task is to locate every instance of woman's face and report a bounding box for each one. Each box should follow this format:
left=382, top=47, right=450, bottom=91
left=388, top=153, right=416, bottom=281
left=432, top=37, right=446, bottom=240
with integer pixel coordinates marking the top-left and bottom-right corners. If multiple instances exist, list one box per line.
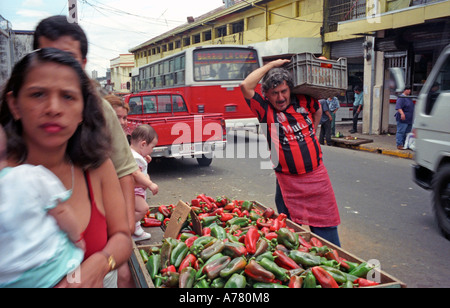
left=6, top=61, right=84, bottom=154
left=113, top=106, right=128, bottom=131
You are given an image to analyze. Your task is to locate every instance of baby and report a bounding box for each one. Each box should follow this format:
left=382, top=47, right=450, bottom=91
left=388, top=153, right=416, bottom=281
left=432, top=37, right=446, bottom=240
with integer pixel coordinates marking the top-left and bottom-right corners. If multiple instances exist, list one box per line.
left=0, top=125, right=85, bottom=287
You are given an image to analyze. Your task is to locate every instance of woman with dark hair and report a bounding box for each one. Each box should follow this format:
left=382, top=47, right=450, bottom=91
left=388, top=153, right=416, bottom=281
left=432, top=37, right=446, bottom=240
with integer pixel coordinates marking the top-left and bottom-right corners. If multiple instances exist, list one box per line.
left=0, top=48, right=132, bottom=287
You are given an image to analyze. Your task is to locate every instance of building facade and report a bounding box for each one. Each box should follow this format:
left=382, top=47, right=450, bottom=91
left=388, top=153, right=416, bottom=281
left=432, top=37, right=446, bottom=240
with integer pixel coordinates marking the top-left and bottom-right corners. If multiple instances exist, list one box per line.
left=128, top=0, right=450, bottom=134
left=110, top=53, right=134, bottom=94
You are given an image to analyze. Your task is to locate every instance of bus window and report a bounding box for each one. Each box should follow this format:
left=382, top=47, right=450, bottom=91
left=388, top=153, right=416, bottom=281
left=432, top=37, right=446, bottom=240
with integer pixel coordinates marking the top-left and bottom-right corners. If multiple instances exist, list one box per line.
left=143, top=95, right=156, bottom=113
left=193, top=48, right=259, bottom=81
left=173, top=95, right=188, bottom=112
left=128, top=96, right=142, bottom=115
left=157, top=95, right=172, bottom=113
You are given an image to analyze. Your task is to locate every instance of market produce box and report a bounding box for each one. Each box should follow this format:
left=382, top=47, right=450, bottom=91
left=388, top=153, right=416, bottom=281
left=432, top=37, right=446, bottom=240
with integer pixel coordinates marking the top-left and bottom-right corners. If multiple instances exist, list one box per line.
left=129, top=230, right=406, bottom=288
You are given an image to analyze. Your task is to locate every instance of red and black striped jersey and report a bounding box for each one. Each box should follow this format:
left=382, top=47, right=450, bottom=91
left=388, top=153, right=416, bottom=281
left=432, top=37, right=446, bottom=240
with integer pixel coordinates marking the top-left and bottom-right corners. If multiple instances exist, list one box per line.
left=246, top=92, right=322, bottom=174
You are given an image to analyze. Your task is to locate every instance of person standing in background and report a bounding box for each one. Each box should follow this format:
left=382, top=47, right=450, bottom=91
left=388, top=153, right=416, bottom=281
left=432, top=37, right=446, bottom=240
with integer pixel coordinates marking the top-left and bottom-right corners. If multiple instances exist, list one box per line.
left=395, top=85, right=415, bottom=150
left=349, top=86, right=363, bottom=134
left=327, top=96, right=340, bottom=136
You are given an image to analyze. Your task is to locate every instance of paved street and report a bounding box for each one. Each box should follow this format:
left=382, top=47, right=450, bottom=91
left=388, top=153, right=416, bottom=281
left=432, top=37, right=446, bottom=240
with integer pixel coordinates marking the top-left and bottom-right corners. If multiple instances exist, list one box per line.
left=147, top=131, right=450, bottom=288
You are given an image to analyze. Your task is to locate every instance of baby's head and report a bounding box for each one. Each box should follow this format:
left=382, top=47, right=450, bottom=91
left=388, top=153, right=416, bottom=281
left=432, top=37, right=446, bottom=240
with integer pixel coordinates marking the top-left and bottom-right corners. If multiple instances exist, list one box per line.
left=0, top=125, right=7, bottom=170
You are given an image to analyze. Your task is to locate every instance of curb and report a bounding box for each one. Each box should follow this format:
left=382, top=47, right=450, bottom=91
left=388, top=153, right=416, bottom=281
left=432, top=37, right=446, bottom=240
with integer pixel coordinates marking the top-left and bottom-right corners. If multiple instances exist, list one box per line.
left=336, top=143, right=414, bottom=159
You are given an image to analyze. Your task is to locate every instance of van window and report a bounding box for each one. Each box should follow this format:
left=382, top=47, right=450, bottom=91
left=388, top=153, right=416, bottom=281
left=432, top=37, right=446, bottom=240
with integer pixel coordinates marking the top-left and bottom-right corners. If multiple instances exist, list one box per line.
left=173, top=95, right=188, bottom=112
left=143, top=95, right=156, bottom=113
left=157, top=95, right=172, bottom=113
left=425, top=55, right=450, bottom=114
left=128, top=96, right=142, bottom=115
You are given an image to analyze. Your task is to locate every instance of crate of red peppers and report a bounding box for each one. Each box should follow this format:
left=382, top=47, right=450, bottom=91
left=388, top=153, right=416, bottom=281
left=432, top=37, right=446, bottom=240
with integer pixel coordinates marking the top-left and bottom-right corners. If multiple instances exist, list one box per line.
left=131, top=197, right=405, bottom=288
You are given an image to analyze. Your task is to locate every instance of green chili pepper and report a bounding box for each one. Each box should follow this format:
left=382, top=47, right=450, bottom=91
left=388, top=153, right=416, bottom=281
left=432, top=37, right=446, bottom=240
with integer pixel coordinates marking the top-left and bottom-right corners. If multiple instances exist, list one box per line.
left=170, top=241, right=188, bottom=268
left=203, top=256, right=231, bottom=280
left=210, top=223, right=227, bottom=240
left=211, top=277, right=227, bottom=288
left=340, top=280, right=354, bottom=288
left=196, top=253, right=224, bottom=280
left=139, top=249, right=149, bottom=263
left=190, top=236, right=216, bottom=256
left=224, top=273, right=247, bottom=288
left=255, top=251, right=275, bottom=262
left=344, top=260, right=360, bottom=272
left=288, top=250, right=322, bottom=267
left=160, top=237, right=178, bottom=268
left=258, top=257, right=289, bottom=282
left=222, top=241, right=247, bottom=258
left=303, top=271, right=317, bottom=288
left=201, top=215, right=219, bottom=227
left=200, top=239, right=225, bottom=261
left=252, top=282, right=289, bottom=288
left=194, top=278, right=210, bottom=288
left=220, top=256, right=247, bottom=278
left=241, top=200, right=253, bottom=211
left=276, top=228, right=299, bottom=250
left=320, top=266, right=348, bottom=284
left=179, top=266, right=196, bottom=288
left=320, top=257, right=339, bottom=268
left=227, top=217, right=249, bottom=227
left=349, top=262, right=375, bottom=278
left=146, top=254, right=161, bottom=280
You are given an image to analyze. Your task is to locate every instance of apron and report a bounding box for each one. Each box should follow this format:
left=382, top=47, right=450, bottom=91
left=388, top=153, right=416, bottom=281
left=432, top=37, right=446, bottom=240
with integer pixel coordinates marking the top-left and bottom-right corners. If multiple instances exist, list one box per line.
left=275, top=164, right=340, bottom=227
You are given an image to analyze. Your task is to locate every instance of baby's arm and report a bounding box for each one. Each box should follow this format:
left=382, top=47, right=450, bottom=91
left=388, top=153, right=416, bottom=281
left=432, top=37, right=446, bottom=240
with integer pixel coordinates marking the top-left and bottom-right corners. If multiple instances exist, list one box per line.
left=132, top=169, right=159, bottom=195
left=48, top=202, right=85, bottom=250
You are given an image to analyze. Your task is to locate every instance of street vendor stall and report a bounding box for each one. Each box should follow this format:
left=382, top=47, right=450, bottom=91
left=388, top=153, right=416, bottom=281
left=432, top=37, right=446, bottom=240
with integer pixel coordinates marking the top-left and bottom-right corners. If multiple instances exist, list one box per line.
left=128, top=194, right=406, bottom=289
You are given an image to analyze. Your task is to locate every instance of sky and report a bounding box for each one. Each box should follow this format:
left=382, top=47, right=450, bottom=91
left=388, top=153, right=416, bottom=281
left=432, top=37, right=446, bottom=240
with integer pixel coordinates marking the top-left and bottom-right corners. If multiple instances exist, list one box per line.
left=1, top=0, right=225, bottom=76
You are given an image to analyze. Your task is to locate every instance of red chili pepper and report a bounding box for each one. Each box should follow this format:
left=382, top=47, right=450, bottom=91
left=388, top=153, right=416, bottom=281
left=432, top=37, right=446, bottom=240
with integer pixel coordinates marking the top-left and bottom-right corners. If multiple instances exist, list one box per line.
left=354, top=278, right=380, bottom=287
left=288, top=275, right=303, bottom=288
left=202, top=227, right=211, bottom=236
left=223, top=203, right=235, bottom=211
left=141, top=217, right=162, bottom=227
left=163, top=218, right=170, bottom=227
left=263, top=207, right=275, bottom=218
left=244, top=259, right=278, bottom=283
left=270, top=219, right=281, bottom=231
left=197, top=194, right=213, bottom=210
left=240, top=210, right=249, bottom=217
left=309, top=237, right=323, bottom=247
left=273, top=250, right=300, bottom=270
left=264, top=232, right=278, bottom=240
left=256, top=218, right=272, bottom=229
left=324, top=250, right=350, bottom=271
left=178, top=254, right=197, bottom=272
left=245, top=227, right=260, bottom=255
left=298, top=235, right=312, bottom=249
left=160, top=264, right=176, bottom=274
left=158, top=205, right=171, bottom=217
left=184, top=236, right=198, bottom=248
left=191, top=199, right=201, bottom=207
left=311, top=266, right=339, bottom=288
left=219, top=213, right=234, bottom=222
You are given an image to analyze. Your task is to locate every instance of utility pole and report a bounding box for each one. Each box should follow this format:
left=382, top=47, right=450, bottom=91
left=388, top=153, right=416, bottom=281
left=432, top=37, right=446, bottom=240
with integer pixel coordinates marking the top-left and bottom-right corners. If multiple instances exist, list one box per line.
left=67, top=0, right=78, bottom=24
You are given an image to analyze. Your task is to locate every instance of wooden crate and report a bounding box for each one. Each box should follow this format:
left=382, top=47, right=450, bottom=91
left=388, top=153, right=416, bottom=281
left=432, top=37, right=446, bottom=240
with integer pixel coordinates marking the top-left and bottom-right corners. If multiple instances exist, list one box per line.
left=298, top=232, right=406, bottom=288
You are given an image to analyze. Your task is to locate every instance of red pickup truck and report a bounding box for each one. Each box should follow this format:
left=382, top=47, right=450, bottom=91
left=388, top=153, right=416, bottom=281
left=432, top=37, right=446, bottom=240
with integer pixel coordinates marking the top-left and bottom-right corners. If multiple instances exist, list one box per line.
left=124, top=90, right=227, bottom=166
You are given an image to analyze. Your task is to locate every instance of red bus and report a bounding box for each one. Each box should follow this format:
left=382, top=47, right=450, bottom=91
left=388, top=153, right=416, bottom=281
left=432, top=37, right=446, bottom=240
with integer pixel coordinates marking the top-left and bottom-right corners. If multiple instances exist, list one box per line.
left=131, top=45, right=262, bottom=132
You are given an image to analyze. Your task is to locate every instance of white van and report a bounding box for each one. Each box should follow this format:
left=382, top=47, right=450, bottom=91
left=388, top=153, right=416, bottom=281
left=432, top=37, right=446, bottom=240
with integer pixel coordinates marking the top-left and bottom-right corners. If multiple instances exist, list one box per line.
left=412, top=44, right=450, bottom=239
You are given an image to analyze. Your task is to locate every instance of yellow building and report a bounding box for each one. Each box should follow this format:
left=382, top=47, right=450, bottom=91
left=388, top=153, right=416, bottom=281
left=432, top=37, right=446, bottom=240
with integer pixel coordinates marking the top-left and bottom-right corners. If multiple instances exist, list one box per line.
left=110, top=53, right=134, bottom=94
left=129, top=0, right=450, bottom=134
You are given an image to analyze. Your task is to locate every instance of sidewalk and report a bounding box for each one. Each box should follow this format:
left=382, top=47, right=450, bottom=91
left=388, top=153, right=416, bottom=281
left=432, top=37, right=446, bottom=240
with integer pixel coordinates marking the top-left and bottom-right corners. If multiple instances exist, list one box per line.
left=331, top=123, right=414, bottom=160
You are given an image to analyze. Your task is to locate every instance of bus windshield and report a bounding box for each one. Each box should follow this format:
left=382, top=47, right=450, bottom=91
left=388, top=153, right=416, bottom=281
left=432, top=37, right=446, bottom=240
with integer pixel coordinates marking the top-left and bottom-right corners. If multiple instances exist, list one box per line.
left=193, top=48, right=259, bottom=82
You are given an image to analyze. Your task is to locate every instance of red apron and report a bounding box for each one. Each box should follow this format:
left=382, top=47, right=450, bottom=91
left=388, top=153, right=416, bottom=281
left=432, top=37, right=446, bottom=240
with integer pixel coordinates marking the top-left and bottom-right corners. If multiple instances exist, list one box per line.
left=275, top=164, right=340, bottom=227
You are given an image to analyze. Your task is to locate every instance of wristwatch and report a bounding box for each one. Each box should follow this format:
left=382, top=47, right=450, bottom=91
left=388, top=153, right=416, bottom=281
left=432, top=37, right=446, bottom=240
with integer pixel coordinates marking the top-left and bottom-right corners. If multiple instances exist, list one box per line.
left=100, top=251, right=116, bottom=272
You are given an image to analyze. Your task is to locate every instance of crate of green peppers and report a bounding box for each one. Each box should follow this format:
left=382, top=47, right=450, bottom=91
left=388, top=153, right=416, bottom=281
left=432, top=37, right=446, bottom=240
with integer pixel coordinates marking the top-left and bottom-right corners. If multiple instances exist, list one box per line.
left=132, top=225, right=406, bottom=288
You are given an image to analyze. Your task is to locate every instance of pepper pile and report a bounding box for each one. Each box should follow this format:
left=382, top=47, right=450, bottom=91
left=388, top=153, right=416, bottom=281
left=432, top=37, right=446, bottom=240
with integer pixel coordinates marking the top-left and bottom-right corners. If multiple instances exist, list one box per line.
left=138, top=194, right=380, bottom=288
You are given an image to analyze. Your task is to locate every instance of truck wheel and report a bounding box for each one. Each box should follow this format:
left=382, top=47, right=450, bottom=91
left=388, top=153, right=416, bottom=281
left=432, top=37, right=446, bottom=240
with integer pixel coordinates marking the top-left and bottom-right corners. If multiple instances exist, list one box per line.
left=197, top=155, right=213, bottom=167
left=432, top=164, right=450, bottom=240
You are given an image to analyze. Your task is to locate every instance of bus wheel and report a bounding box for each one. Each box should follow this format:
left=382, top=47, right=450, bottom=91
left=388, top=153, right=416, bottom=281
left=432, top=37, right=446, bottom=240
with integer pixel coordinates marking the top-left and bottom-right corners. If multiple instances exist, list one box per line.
left=197, top=155, right=213, bottom=167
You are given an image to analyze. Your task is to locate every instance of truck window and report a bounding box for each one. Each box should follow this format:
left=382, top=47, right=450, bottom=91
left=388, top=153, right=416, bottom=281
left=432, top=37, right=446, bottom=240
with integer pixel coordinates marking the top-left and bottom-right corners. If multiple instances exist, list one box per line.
left=173, top=95, right=188, bottom=112
left=128, top=96, right=142, bottom=115
left=143, top=95, right=157, bottom=113
left=425, top=55, right=450, bottom=114
left=157, top=95, right=172, bottom=113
